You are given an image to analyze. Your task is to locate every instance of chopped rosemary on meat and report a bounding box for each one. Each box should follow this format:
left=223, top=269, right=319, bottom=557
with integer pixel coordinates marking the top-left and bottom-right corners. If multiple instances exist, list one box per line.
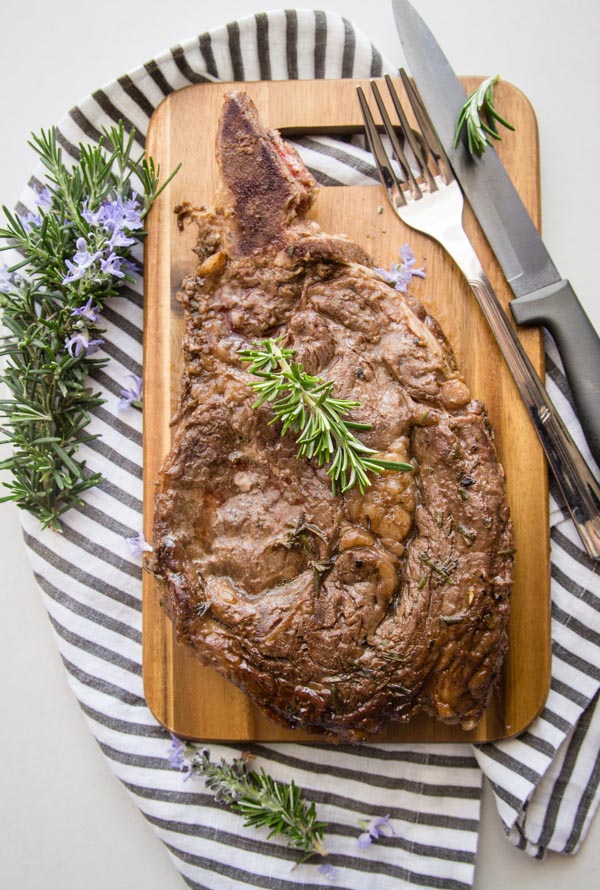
left=441, top=613, right=467, bottom=626
left=282, top=516, right=325, bottom=551
left=239, top=338, right=412, bottom=495
left=167, top=739, right=329, bottom=860
left=457, top=524, right=477, bottom=545
left=421, top=553, right=458, bottom=584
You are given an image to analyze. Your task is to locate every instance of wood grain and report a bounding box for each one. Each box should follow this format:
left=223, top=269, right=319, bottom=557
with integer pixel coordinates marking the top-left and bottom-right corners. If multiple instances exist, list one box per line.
left=142, top=78, right=550, bottom=743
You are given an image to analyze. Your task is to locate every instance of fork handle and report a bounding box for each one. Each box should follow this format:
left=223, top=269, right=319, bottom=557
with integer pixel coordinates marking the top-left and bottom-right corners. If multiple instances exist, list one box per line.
left=463, top=267, right=600, bottom=558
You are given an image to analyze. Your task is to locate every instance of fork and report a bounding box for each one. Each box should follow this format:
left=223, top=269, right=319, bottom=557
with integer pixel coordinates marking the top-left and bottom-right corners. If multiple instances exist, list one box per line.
left=357, top=70, right=600, bottom=559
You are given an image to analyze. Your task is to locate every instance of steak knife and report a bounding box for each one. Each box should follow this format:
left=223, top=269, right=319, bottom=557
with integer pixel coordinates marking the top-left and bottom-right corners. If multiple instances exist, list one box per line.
left=392, top=0, right=600, bottom=469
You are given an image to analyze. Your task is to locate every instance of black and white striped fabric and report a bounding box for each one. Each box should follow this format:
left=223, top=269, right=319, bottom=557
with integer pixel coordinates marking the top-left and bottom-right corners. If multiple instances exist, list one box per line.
left=10, top=10, right=600, bottom=887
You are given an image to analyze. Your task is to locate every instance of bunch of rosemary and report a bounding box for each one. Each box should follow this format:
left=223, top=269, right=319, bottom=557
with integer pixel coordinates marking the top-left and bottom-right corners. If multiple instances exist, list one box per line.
left=0, top=124, right=179, bottom=528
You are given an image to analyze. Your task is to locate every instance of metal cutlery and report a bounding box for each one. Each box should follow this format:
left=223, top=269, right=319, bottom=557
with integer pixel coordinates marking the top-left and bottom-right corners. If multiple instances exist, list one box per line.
left=392, top=0, right=600, bottom=469
left=357, top=72, right=600, bottom=559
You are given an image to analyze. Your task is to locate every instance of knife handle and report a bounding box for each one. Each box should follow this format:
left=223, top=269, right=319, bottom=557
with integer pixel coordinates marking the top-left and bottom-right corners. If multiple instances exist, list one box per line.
left=510, top=280, right=600, bottom=467
left=467, top=271, right=600, bottom=558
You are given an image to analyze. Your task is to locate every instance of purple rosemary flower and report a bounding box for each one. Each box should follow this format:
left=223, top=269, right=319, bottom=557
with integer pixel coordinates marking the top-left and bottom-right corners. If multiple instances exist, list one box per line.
left=118, top=374, right=143, bottom=411
left=81, top=202, right=105, bottom=227
left=100, top=252, right=126, bottom=278
left=119, top=256, right=141, bottom=277
left=374, top=244, right=426, bottom=293
left=105, top=195, right=144, bottom=232
left=167, top=734, right=194, bottom=781
left=64, top=330, right=103, bottom=358
left=34, top=186, right=53, bottom=209
left=168, top=734, right=187, bottom=769
left=84, top=195, right=143, bottom=232
left=70, top=296, right=100, bottom=323
left=0, top=265, right=12, bottom=294
left=18, top=210, right=42, bottom=233
left=108, top=226, right=136, bottom=250
left=318, top=862, right=338, bottom=881
left=357, top=814, right=394, bottom=848
left=63, top=237, right=102, bottom=284
left=126, top=529, right=153, bottom=557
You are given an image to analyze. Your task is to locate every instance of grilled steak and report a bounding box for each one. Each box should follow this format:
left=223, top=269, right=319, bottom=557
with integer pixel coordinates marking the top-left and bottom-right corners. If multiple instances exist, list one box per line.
left=150, top=91, right=513, bottom=742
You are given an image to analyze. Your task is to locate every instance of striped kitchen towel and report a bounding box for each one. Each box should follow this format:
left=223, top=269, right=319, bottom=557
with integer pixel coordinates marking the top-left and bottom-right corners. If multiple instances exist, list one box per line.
left=5, top=9, right=600, bottom=888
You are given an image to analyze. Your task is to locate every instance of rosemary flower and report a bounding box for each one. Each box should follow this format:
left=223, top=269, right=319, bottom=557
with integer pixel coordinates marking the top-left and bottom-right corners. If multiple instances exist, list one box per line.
left=64, top=329, right=104, bottom=358
left=63, top=237, right=102, bottom=284
left=108, top=227, right=136, bottom=250
left=33, top=186, right=52, bottom=209
left=167, top=734, right=192, bottom=778
left=0, top=264, right=12, bottom=293
left=100, top=252, right=126, bottom=278
left=70, top=296, right=100, bottom=323
left=82, top=194, right=143, bottom=232
left=318, top=862, right=338, bottom=881
left=17, top=210, right=42, bottom=233
left=118, top=374, right=143, bottom=411
left=126, top=530, right=153, bottom=557
left=357, top=814, right=394, bottom=847
left=375, top=244, right=425, bottom=292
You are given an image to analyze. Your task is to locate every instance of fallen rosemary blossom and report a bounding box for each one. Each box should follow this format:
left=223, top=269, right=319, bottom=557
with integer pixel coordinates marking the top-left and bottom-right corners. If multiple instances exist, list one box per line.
left=357, top=814, right=394, bottom=847
left=318, top=861, right=338, bottom=881
left=126, top=529, right=153, bottom=558
left=375, top=244, right=425, bottom=292
left=167, top=737, right=329, bottom=862
left=118, top=374, right=143, bottom=411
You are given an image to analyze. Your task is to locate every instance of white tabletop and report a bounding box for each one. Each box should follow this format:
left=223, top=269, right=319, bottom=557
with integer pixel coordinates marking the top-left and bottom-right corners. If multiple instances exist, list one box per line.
left=1, top=2, right=599, bottom=888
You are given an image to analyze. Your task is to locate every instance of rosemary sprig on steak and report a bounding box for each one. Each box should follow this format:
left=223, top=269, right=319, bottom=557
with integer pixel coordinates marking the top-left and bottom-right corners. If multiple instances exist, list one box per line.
left=168, top=739, right=329, bottom=860
left=240, top=338, right=412, bottom=494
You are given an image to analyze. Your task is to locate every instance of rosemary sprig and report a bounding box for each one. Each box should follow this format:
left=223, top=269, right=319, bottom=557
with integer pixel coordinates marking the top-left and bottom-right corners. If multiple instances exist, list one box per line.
left=169, top=740, right=328, bottom=860
left=0, top=123, right=180, bottom=528
left=239, top=339, right=412, bottom=495
left=454, top=75, right=515, bottom=157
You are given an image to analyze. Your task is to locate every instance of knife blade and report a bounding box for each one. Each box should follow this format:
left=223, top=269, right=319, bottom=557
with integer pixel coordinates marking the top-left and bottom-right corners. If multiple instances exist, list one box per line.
left=392, top=0, right=600, bottom=468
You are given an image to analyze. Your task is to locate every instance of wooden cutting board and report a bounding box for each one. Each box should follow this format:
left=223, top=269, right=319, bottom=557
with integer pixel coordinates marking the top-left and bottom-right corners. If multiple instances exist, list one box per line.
left=142, top=77, right=550, bottom=743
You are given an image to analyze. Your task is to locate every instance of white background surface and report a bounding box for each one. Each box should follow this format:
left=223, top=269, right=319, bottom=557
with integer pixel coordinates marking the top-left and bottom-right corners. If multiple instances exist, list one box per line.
left=0, top=1, right=599, bottom=888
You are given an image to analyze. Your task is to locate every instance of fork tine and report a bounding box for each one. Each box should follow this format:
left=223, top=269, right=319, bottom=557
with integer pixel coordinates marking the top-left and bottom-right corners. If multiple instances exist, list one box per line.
left=369, top=80, right=422, bottom=200
left=382, top=74, right=437, bottom=194
left=356, top=85, right=407, bottom=208
left=399, top=69, right=454, bottom=185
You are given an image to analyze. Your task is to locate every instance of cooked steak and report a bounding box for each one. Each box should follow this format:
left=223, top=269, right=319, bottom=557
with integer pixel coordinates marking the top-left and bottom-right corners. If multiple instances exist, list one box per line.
left=150, top=91, right=513, bottom=742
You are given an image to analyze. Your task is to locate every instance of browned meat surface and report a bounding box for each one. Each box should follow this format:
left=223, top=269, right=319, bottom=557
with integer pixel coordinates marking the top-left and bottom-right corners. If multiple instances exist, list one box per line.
left=150, top=91, right=513, bottom=743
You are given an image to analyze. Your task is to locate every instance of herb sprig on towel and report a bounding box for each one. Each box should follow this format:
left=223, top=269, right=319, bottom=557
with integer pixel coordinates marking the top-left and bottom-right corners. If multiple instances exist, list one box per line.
left=240, top=338, right=412, bottom=494
left=0, top=124, right=179, bottom=529
left=168, top=739, right=329, bottom=860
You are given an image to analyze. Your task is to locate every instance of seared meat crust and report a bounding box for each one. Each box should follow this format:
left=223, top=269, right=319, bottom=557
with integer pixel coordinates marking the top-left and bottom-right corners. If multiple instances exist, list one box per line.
left=150, top=92, right=513, bottom=742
